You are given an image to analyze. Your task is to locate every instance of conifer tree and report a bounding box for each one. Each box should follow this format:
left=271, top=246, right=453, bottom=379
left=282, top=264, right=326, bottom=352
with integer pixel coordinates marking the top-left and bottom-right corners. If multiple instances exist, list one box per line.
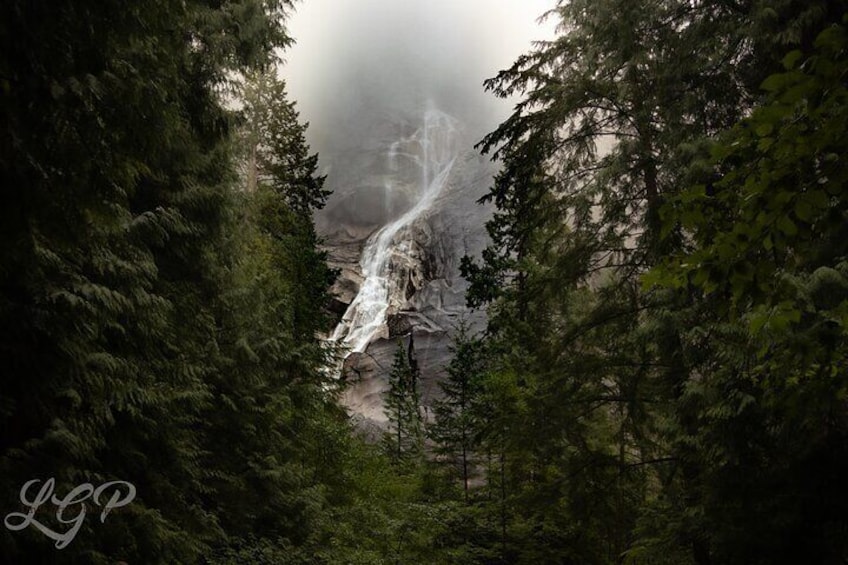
left=383, top=337, right=424, bottom=465
left=461, top=0, right=753, bottom=558
left=643, top=18, right=848, bottom=563
left=462, top=0, right=848, bottom=562
left=197, top=63, right=352, bottom=555
left=237, top=68, right=335, bottom=354
left=0, top=1, right=357, bottom=562
left=429, top=321, right=484, bottom=502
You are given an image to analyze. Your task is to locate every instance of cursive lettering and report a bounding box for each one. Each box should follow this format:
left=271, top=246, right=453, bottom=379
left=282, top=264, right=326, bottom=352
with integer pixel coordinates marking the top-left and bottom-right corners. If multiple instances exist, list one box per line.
left=4, top=478, right=136, bottom=549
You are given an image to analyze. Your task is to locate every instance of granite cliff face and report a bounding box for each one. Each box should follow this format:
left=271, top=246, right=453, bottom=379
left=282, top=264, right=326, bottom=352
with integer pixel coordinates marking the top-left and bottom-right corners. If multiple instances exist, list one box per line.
left=316, top=106, right=493, bottom=430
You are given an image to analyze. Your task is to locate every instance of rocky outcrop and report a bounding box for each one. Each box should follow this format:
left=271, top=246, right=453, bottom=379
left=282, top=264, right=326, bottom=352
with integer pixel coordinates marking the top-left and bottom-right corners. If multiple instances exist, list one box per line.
left=316, top=109, right=494, bottom=433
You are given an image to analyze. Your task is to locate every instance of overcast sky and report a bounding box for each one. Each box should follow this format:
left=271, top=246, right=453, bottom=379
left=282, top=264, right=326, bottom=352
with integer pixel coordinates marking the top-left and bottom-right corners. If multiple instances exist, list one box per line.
left=280, top=0, right=556, bottom=153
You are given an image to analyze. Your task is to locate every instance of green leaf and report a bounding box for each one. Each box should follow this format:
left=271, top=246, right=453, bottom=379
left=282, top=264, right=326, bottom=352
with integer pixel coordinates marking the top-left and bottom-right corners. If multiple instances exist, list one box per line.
left=814, top=26, right=847, bottom=52
left=782, top=50, right=803, bottom=70
left=763, top=234, right=773, bottom=251
left=692, top=266, right=709, bottom=287
left=749, top=309, right=768, bottom=334
left=640, top=267, right=665, bottom=289
left=777, top=215, right=798, bottom=236
left=761, top=72, right=788, bottom=92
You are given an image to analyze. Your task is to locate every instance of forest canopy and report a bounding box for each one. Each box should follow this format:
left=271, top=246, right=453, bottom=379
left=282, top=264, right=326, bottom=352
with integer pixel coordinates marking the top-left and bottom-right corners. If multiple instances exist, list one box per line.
left=1, top=0, right=847, bottom=563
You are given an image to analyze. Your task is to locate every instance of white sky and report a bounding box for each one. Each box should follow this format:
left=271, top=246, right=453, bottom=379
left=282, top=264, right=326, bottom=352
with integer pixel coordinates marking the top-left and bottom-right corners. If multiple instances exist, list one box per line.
left=280, top=0, right=557, bottom=151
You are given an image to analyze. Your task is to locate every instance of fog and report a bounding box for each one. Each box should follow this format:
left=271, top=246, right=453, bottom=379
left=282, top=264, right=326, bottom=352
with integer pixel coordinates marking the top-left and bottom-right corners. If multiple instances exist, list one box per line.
left=281, top=0, right=555, bottom=157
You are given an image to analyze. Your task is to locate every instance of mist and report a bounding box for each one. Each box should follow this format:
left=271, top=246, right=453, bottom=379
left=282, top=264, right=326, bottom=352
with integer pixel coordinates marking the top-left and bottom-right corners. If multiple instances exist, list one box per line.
left=281, top=0, right=555, bottom=158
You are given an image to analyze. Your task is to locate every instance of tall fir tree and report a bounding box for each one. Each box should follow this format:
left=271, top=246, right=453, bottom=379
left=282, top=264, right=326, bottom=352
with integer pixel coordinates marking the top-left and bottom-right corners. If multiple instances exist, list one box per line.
left=428, top=321, right=484, bottom=502
left=0, top=1, right=293, bottom=561
left=461, top=0, right=848, bottom=562
left=383, top=337, right=424, bottom=466
left=643, top=17, right=848, bottom=563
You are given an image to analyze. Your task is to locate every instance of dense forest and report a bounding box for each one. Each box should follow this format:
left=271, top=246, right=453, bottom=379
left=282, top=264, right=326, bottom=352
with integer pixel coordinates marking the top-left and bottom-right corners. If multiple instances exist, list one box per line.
left=1, top=0, right=847, bottom=563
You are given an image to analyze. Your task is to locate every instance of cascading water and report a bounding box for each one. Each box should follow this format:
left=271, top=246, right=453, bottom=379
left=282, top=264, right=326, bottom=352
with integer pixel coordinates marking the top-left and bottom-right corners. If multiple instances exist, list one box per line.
left=331, top=108, right=459, bottom=359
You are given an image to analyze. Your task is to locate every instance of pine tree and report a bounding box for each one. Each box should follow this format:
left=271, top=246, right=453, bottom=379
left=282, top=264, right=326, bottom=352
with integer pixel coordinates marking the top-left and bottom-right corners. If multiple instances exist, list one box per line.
left=460, top=0, right=755, bottom=559
left=0, top=1, right=296, bottom=562
left=643, top=17, right=848, bottom=563
left=198, top=62, right=353, bottom=553
left=457, top=0, right=848, bottom=562
left=237, top=68, right=335, bottom=354
left=458, top=1, right=848, bottom=562
left=429, top=321, right=484, bottom=502
left=383, top=337, right=424, bottom=465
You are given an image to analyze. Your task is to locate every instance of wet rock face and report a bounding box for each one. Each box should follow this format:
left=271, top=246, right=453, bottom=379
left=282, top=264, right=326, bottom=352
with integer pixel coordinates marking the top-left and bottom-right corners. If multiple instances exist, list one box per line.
left=317, top=110, right=494, bottom=432
left=321, top=228, right=367, bottom=325
left=339, top=330, right=456, bottom=424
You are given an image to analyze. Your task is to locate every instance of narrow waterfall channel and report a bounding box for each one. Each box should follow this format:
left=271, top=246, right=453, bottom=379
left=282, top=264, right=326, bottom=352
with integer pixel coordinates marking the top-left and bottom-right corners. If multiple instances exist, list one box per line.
left=330, top=108, right=459, bottom=360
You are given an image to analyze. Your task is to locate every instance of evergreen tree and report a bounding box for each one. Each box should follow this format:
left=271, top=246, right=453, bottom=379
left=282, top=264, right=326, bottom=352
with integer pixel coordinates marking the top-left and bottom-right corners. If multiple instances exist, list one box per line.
left=237, top=68, right=335, bottom=354
left=461, top=0, right=848, bottom=562
left=461, top=0, right=754, bottom=559
left=643, top=18, right=848, bottom=563
left=0, top=1, right=400, bottom=562
left=199, top=63, right=343, bottom=552
left=0, top=1, right=292, bottom=561
left=429, top=321, right=484, bottom=502
left=383, top=337, right=424, bottom=465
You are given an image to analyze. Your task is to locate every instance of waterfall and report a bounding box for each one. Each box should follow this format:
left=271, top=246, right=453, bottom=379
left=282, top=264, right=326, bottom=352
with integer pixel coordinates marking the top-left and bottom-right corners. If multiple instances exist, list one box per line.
left=331, top=108, right=459, bottom=358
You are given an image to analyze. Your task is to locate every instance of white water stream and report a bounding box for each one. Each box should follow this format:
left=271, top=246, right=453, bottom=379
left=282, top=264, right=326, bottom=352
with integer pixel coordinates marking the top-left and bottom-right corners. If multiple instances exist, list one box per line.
left=331, top=108, right=459, bottom=358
